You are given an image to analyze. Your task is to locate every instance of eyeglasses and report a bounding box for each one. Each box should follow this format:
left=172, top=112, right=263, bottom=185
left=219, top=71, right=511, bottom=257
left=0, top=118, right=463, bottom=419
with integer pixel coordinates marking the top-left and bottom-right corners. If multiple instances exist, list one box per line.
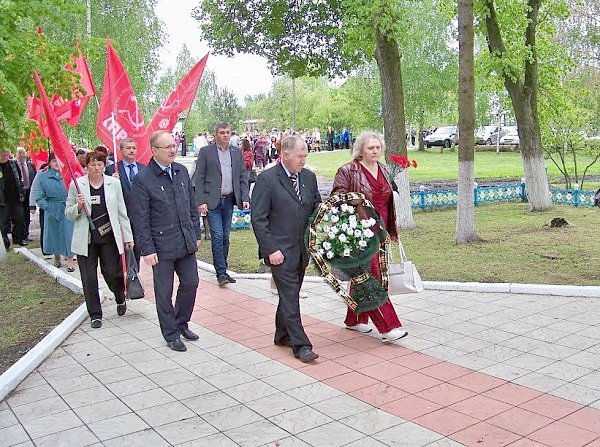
left=153, top=144, right=177, bottom=150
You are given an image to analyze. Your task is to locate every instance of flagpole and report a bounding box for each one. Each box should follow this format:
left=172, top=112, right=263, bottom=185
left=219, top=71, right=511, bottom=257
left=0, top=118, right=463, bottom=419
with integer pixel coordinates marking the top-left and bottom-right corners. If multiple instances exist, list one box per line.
left=110, top=111, right=117, bottom=160
left=65, top=158, right=96, bottom=231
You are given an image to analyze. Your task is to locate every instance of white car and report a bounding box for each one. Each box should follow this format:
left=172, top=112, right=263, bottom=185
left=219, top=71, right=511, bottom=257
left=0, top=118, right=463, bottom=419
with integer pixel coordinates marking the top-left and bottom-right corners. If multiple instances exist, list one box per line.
left=424, top=126, right=458, bottom=149
left=475, top=126, right=504, bottom=145
left=499, top=126, right=519, bottom=145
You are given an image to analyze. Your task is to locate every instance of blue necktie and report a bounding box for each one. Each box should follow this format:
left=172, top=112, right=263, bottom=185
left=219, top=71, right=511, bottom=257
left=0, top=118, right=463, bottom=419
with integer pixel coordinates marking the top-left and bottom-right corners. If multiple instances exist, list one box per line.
left=127, top=164, right=135, bottom=183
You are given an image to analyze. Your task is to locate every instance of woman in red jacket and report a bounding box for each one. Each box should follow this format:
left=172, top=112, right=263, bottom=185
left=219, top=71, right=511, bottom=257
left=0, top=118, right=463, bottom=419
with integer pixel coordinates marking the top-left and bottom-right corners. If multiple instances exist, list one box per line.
left=330, top=131, right=407, bottom=342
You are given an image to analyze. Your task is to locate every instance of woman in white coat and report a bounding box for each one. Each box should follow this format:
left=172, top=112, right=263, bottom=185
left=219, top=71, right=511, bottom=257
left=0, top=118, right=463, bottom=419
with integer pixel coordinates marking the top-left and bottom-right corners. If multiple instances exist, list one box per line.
left=65, top=151, right=134, bottom=328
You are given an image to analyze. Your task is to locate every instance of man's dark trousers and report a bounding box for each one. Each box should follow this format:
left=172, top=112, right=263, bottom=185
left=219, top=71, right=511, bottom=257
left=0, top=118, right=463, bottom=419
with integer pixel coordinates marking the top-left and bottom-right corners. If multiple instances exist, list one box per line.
left=207, top=195, right=234, bottom=277
left=152, top=251, right=199, bottom=342
left=272, top=256, right=312, bottom=351
left=0, top=202, right=25, bottom=248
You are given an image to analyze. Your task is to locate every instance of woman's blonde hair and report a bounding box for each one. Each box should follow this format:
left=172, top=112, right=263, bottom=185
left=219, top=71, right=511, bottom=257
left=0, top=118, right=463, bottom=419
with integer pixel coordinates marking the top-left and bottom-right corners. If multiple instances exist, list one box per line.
left=351, top=131, right=385, bottom=160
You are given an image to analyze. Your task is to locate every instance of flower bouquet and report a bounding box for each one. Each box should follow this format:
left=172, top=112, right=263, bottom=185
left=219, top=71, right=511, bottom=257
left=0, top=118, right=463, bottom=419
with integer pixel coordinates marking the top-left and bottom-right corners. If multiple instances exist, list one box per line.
left=306, top=192, right=390, bottom=315
left=387, top=154, right=418, bottom=178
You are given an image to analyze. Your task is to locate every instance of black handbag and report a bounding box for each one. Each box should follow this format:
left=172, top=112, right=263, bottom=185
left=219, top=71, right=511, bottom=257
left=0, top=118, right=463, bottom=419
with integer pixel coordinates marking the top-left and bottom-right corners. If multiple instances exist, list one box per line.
left=125, top=248, right=144, bottom=300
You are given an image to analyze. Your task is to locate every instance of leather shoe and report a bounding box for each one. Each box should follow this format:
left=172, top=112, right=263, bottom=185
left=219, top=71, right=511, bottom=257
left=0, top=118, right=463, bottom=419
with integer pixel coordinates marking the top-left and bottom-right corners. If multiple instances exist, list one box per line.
left=116, top=303, right=127, bottom=316
left=226, top=274, right=237, bottom=283
left=180, top=328, right=199, bottom=341
left=167, top=337, right=187, bottom=352
left=274, top=338, right=292, bottom=347
left=294, top=347, right=319, bottom=363
left=16, top=241, right=28, bottom=246
left=217, top=275, right=229, bottom=287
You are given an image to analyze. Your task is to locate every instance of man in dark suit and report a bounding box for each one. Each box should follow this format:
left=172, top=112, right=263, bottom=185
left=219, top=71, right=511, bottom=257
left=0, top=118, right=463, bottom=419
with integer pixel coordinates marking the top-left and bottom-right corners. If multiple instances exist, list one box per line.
left=251, top=135, right=321, bottom=363
left=15, top=147, right=36, bottom=241
left=130, top=131, right=201, bottom=352
left=195, top=121, right=249, bottom=287
left=0, top=148, right=26, bottom=249
left=105, top=138, right=146, bottom=266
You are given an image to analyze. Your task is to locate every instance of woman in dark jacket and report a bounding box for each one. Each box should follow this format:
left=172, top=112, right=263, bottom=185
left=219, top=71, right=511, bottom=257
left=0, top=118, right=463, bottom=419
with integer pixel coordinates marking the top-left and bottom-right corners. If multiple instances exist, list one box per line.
left=331, top=131, right=407, bottom=342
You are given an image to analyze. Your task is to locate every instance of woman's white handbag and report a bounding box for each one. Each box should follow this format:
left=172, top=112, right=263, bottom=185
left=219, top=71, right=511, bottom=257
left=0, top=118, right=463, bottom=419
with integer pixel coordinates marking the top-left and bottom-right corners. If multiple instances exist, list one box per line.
left=388, top=241, right=424, bottom=294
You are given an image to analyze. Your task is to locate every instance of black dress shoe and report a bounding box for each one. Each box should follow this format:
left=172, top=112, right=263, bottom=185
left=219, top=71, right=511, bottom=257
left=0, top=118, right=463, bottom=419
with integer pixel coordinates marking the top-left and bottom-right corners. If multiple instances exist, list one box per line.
left=16, top=241, right=28, bottom=246
left=180, top=328, right=199, bottom=341
left=90, top=319, right=102, bottom=329
left=226, top=275, right=237, bottom=283
left=294, top=347, right=319, bottom=363
left=117, top=303, right=127, bottom=316
left=217, top=275, right=229, bottom=287
left=274, top=338, right=292, bottom=347
left=167, top=338, right=187, bottom=352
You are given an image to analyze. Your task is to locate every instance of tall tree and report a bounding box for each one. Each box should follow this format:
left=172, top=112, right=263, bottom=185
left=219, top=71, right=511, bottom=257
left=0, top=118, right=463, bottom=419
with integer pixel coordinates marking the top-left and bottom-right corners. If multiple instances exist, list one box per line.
left=456, top=0, right=481, bottom=243
left=480, top=0, right=557, bottom=210
left=49, top=0, right=163, bottom=147
left=195, top=0, right=417, bottom=228
left=0, top=0, right=86, bottom=147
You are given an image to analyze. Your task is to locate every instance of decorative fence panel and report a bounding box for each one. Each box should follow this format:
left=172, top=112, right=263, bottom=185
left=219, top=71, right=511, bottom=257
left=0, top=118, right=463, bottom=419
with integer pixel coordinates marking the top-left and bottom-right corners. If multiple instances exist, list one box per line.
left=229, top=183, right=598, bottom=230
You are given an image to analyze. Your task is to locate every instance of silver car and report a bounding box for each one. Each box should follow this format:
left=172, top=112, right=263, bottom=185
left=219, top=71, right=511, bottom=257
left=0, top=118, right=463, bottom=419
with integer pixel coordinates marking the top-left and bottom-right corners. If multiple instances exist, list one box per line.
left=424, top=126, right=459, bottom=149
left=499, top=126, right=519, bottom=145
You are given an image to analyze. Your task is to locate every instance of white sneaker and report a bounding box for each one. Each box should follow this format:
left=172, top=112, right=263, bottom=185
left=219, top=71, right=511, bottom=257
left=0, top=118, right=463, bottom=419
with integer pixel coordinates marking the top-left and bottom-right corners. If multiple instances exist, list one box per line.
left=345, top=323, right=372, bottom=333
left=381, top=328, right=408, bottom=342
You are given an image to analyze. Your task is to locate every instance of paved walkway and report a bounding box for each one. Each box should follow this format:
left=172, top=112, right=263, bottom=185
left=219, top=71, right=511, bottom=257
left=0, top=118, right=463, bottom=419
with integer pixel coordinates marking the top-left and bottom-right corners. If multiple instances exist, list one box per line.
left=1, top=257, right=600, bottom=446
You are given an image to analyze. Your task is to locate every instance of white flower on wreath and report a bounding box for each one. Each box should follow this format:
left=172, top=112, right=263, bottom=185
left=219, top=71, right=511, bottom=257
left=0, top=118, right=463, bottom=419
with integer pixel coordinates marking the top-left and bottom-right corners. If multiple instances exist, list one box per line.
left=354, top=230, right=362, bottom=238
left=347, top=206, right=355, bottom=214
left=338, top=233, right=347, bottom=243
left=341, top=223, right=348, bottom=231
left=346, top=228, right=354, bottom=236
left=343, top=248, right=351, bottom=257
left=361, top=219, right=371, bottom=228
left=331, top=215, right=340, bottom=223
left=318, top=249, right=325, bottom=255
left=322, top=241, right=332, bottom=250
left=368, top=218, right=376, bottom=227
left=359, top=240, right=367, bottom=248
left=328, top=231, right=336, bottom=240
left=323, top=225, right=331, bottom=233
left=331, top=226, right=339, bottom=234
left=323, top=214, right=330, bottom=222
left=363, top=228, right=374, bottom=238
left=326, top=251, right=334, bottom=259
left=331, top=207, right=339, bottom=214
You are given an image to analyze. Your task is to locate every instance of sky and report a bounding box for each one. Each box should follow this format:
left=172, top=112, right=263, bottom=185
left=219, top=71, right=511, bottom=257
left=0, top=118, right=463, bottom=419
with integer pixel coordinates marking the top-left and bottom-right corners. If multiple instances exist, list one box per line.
left=154, top=0, right=274, bottom=102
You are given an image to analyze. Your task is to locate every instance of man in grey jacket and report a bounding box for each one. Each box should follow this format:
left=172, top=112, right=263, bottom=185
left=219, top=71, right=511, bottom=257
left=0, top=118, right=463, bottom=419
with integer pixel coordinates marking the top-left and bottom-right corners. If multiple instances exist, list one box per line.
left=195, top=122, right=249, bottom=286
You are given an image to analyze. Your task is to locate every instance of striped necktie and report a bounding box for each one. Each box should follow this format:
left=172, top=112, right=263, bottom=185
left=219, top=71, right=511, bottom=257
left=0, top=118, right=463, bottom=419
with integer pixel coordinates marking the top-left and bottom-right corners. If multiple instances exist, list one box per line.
left=289, top=173, right=301, bottom=200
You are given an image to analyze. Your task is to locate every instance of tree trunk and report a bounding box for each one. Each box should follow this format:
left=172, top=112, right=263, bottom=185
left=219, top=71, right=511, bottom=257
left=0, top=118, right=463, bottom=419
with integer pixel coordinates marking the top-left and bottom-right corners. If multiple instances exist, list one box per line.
left=418, top=108, right=425, bottom=151
left=484, top=0, right=551, bottom=211
left=375, top=29, right=415, bottom=229
left=456, top=0, right=480, bottom=243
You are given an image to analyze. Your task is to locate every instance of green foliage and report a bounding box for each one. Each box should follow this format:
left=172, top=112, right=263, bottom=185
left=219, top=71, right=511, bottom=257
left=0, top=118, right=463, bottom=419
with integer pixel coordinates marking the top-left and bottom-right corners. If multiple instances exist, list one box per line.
left=46, top=0, right=164, bottom=147
left=540, top=76, right=600, bottom=189
left=0, top=0, right=86, bottom=149
left=194, top=0, right=359, bottom=78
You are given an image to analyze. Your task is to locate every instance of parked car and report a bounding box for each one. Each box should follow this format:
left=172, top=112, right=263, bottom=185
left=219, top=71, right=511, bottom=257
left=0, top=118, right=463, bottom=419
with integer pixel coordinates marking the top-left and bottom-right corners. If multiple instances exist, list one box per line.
left=475, top=126, right=505, bottom=145
left=499, top=126, right=519, bottom=145
left=424, top=126, right=458, bottom=148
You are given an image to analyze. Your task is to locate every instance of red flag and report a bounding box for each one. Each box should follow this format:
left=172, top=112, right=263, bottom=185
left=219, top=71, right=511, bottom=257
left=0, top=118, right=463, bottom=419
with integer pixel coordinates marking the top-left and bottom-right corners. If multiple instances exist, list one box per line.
left=21, top=131, right=48, bottom=170
left=52, top=52, right=96, bottom=126
left=33, top=71, right=85, bottom=189
left=96, top=39, right=147, bottom=158
left=27, top=96, right=49, bottom=137
left=139, top=53, right=209, bottom=163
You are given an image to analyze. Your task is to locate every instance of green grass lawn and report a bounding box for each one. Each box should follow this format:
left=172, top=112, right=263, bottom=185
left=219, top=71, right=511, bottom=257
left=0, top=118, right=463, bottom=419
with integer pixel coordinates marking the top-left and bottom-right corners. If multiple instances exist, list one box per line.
left=199, top=202, right=600, bottom=286
left=307, top=149, right=600, bottom=185
left=0, top=252, right=82, bottom=373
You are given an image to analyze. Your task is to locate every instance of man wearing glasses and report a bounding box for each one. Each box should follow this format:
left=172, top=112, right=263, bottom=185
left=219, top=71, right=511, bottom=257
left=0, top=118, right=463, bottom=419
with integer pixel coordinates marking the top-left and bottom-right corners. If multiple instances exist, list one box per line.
left=130, top=131, right=201, bottom=352
left=194, top=121, right=249, bottom=287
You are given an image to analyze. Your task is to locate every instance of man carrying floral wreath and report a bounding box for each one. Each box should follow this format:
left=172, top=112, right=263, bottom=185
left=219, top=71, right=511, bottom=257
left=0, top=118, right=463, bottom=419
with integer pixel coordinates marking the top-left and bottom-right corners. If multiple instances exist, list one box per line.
left=251, top=135, right=322, bottom=363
